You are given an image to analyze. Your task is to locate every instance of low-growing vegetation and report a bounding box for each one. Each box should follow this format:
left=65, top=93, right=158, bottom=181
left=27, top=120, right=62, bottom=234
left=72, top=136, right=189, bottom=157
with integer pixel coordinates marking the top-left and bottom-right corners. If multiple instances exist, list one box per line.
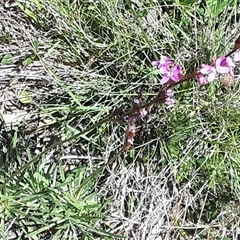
left=1, top=0, right=240, bottom=239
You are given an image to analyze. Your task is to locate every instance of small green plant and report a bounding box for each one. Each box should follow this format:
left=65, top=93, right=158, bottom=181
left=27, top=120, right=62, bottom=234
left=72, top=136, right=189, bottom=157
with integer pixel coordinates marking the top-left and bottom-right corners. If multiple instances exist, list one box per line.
left=0, top=162, right=115, bottom=239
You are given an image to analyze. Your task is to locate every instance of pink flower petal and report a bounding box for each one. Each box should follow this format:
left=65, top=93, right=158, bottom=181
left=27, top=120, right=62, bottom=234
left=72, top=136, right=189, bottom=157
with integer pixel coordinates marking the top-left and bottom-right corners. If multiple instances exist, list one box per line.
left=216, top=66, right=230, bottom=74
left=170, top=65, right=180, bottom=82
left=140, top=108, right=148, bottom=118
left=152, top=61, right=160, bottom=67
left=159, top=65, right=170, bottom=74
left=173, top=65, right=181, bottom=71
left=215, top=57, right=226, bottom=67
left=200, top=64, right=213, bottom=74
left=234, top=52, right=240, bottom=61
left=226, top=57, right=235, bottom=68
left=165, top=97, right=175, bottom=105
left=160, top=76, right=170, bottom=84
left=171, top=73, right=180, bottom=82
left=166, top=89, right=174, bottom=97
left=207, top=71, right=216, bottom=82
left=197, top=75, right=208, bottom=85
left=160, top=56, right=172, bottom=65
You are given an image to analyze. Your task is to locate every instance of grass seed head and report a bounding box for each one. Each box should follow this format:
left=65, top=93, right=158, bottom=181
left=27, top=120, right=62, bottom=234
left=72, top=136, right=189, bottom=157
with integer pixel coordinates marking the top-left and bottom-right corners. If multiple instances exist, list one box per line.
left=219, top=73, right=235, bottom=88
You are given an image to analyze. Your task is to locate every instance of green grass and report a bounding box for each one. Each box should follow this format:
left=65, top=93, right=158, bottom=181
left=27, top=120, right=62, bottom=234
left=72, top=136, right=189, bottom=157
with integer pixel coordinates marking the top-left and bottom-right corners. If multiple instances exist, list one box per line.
left=0, top=0, right=240, bottom=239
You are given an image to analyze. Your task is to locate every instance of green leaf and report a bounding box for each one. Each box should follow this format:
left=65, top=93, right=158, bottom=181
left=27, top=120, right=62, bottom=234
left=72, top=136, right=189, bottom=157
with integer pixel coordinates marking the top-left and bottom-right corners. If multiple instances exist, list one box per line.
left=205, top=0, right=234, bottom=17
left=17, top=2, right=39, bottom=23
left=33, top=39, right=39, bottom=51
left=30, top=0, right=42, bottom=11
left=177, top=0, right=199, bottom=5
left=22, top=54, right=36, bottom=66
left=18, top=90, right=33, bottom=104
left=26, top=223, right=55, bottom=238
left=1, top=53, right=12, bottom=65
left=0, top=34, right=12, bottom=42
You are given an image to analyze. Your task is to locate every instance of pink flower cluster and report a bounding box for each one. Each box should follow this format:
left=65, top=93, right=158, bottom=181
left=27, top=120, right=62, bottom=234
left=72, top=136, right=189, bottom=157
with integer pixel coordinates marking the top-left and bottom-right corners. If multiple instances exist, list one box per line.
left=152, top=56, right=182, bottom=106
left=120, top=35, right=240, bottom=150
left=197, top=52, right=240, bottom=85
left=152, top=56, right=182, bottom=85
left=152, top=52, right=240, bottom=105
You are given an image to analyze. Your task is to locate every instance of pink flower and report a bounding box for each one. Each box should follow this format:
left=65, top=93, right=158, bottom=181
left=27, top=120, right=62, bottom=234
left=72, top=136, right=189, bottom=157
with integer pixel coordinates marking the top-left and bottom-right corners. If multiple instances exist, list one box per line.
left=140, top=108, right=148, bottom=118
left=165, top=89, right=174, bottom=105
left=165, top=97, right=175, bottom=106
left=152, top=56, right=172, bottom=68
left=199, top=64, right=216, bottom=82
left=161, top=65, right=181, bottom=84
left=152, top=56, right=173, bottom=74
left=215, top=56, right=235, bottom=76
left=196, top=74, right=208, bottom=85
left=166, top=89, right=174, bottom=97
left=198, top=54, right=239, bottom=85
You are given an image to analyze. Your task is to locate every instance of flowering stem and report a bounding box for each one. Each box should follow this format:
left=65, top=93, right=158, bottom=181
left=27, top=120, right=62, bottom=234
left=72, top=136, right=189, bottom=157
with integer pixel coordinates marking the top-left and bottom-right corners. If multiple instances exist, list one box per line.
left=2, top=35, right=240, bottom=189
